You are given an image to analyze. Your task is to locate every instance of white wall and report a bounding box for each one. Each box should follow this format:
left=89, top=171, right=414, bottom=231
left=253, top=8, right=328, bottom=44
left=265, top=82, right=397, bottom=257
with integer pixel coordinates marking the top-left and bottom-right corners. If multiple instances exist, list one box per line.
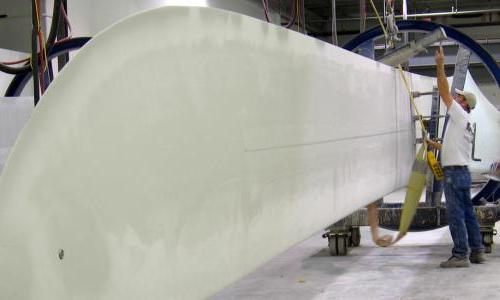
left=466, top=73, right=500, bottom=172
left=476, top=82, right=499, bottom=110
left=0, top=97, right=33, bottom=173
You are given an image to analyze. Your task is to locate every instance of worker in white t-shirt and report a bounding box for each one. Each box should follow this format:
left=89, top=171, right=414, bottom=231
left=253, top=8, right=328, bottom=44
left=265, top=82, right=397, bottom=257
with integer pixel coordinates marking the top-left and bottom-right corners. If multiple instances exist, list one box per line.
left=426, top=46, right=485, bottom=268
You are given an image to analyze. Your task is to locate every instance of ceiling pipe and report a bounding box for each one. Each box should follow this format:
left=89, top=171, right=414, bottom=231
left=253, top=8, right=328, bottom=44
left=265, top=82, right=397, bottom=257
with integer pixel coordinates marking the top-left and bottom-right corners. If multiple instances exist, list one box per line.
left=332, top=0, right=338, bottom=45
left=330, top=8, right=500, bottom=22
left=378, top=27, right=447, bottom=66
left=402, top=0, right=408, bottom=44
left=402, top=0, right=407, bottom=20
left=373, top=38, right=500, bottom=50
left=359, top=0, right=366, bottom=32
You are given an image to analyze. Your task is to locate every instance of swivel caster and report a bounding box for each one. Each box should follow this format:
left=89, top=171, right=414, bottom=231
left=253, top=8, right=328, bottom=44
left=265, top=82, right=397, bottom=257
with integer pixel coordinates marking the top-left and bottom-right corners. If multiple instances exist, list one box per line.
left=328, top=234, right=349, bottom=256
left=349, top=226, right=361, bottom=247
left=481, top=228, right=496, bottom=254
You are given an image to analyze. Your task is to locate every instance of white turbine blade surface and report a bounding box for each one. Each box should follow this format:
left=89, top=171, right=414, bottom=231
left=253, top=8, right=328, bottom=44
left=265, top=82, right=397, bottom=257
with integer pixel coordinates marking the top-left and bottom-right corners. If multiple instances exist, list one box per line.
left=0, top=7, right=427, bottom=299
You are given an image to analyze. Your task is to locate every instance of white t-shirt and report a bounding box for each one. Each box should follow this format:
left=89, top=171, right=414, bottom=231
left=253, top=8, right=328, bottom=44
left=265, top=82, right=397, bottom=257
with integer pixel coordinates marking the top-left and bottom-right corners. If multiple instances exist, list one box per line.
left=441, top=101, right=473, bottom=166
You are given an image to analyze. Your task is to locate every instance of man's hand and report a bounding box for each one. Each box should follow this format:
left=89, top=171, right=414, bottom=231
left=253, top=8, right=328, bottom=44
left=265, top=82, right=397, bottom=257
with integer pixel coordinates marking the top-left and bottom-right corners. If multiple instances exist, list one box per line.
left=435, top=46, right=452, bottom=108
left=426, top=138, right=442, bottom=150
left=435, top=46, right=445, bottom=66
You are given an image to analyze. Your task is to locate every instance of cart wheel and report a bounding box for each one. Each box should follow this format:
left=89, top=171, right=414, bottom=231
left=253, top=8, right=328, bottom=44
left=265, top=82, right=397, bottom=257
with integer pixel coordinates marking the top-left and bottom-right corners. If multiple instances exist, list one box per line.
left=350, top=227, right=361, bottom=247
left=483, top=232, right=493, bottom=244
left=329, top=235, right=349, bottom=256
left=482, top=232, right=493, bottom=253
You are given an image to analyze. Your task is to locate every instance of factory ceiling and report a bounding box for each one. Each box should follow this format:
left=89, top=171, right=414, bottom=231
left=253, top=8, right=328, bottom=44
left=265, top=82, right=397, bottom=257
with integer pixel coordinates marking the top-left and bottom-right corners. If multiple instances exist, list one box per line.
left=294, top=0, right=500, bottom=44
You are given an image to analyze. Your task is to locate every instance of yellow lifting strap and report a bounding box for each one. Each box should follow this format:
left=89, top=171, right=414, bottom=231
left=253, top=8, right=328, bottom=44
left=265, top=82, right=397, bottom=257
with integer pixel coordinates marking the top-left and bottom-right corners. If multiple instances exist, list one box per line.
left=395, top=145, right=428, bottom=240
left=366, top=0, right=444, bottom=246
left=368, top=145, right=428, bottom=246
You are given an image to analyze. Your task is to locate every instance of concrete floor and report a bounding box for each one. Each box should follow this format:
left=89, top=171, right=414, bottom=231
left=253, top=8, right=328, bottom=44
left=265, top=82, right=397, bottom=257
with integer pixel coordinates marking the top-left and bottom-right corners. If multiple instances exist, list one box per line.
left=212, top=208, right=500, bottom=299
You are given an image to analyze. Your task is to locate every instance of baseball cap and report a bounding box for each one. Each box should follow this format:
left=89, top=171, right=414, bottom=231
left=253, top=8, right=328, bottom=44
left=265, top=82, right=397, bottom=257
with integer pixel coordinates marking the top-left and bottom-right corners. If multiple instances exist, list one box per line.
left=455, top=89, right=476, bottom=109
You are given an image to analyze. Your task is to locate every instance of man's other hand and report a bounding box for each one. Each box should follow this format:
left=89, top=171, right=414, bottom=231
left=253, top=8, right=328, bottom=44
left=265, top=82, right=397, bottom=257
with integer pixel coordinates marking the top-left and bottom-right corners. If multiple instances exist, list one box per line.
left=435, top=46, right=445, bottom=66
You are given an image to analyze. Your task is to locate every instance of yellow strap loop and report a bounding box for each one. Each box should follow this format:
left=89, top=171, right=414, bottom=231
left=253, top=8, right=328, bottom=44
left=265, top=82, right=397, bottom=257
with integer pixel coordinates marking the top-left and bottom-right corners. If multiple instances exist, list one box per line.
left=366, top=1, right=446, bottom=247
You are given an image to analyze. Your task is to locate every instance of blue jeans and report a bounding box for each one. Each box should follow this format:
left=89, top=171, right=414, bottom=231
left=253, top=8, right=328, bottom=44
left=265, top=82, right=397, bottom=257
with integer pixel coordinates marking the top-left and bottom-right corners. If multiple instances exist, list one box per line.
left=443, top=167, right=484, bottom=258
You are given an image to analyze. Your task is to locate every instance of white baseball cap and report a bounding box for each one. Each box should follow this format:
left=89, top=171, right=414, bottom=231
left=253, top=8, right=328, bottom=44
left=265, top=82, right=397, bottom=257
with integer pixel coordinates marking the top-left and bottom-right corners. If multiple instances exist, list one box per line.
left=455, top=89, right=476, bottom=109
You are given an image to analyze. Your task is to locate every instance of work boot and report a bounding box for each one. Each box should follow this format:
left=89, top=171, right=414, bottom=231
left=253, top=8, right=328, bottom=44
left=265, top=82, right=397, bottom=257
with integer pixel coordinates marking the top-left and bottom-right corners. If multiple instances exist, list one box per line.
left=440, top=256, right=470, bottom=268
left=469, top=252, right=486, bottom=264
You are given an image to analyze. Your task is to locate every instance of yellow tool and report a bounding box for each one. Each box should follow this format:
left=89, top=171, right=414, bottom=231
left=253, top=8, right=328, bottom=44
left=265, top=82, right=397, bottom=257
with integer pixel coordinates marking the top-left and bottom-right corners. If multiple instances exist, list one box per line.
left=427, top=150, right=444, bottom=180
